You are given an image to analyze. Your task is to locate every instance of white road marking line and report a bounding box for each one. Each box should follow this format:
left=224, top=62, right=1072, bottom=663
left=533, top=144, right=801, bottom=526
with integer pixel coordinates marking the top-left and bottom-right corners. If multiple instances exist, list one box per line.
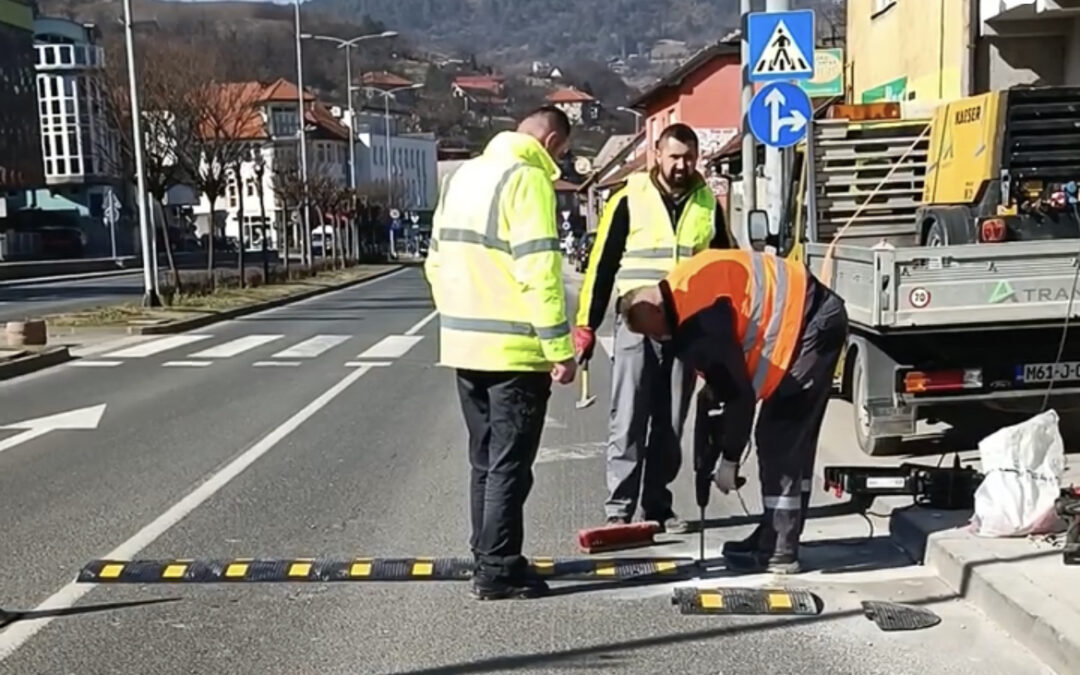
left=404, top=310, right=438, bottom=336
left=598, top=336, right=614, bottom=357
left=103, top=334, right=212, bottom=358
left=356, top=335, right=423, bottom=359
left=69, top=335, right=149, bottom=358
left=0, top=363, right=379, bottom=661
left=252, top=361, right=301, bottom=367
left=189, top=334, right=283, bottom=359
left=270, top=335, right=350, bottom=359
left=162, top=361, right=212, bottom=367
left=70, top=360, right=122, bottom=368
left=344, top=361, right=392, bottom=367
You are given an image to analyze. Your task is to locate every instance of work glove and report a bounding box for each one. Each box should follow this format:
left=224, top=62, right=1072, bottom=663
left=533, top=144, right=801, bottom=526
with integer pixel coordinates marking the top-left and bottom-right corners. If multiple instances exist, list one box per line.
left=572, top=326, right=595, bottom=362
left=713, top=458, right=740, bottom=494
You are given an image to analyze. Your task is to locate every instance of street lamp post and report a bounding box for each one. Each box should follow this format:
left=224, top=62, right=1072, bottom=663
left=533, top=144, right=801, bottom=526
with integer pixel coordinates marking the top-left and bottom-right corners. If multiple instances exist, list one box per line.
left=292, top=0, right=312, bottom=267
left=300, top=30, right=397, bottom=263
left=616, top=106, right=643, bottom=134
left=122, top=0, right=159, bottom=306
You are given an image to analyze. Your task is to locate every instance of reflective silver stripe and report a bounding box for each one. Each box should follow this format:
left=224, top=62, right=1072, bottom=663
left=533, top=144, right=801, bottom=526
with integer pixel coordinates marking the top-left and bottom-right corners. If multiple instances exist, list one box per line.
left=441, top=315, right=534, bottom=336
left=512, top=237, right=561, bottom=258
left=752, top=257, right=788, bottom=393
left=741, top=255, right=765, bottom=361
left=438, top=228, right=511, bottom=255
left=535, top=321, right=570, bottom=340
left=440, top=315, right=569, bottom=342
left=800, top=479, right=812, bottom=493
left=433, top=163, right=525, bottom=256
left=624, top=247, right=673, bottom=259
left=677, top=245, right=696, bottom=258
left=763, top=495, right=801, bottom=510
left=616, top=269, right=668, bottom=281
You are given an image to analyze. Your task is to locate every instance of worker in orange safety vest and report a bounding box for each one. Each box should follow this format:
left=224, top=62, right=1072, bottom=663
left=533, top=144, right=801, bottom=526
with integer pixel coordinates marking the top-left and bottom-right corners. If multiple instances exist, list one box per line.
left=616, top=249, right=849, bottom=574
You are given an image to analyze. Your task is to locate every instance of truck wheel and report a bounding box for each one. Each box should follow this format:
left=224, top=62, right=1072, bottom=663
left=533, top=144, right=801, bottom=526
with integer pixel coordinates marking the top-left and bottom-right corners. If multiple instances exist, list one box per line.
left=924, top=219, right=947, bottom=247
left=852, top=354, right=903, bottom=456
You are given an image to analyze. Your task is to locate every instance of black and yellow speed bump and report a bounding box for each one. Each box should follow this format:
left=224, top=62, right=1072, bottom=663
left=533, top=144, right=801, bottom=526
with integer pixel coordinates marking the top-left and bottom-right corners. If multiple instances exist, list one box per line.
left=671, top=587, right=821, bottom=616
left=78, top=557, right=698, bottom=584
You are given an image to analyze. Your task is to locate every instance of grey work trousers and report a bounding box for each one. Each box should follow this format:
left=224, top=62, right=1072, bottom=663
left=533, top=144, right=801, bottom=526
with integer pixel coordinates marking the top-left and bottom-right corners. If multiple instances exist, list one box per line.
left=755, top=286, right=848, bottom=557
left=605, top=312, right=695, bottom=521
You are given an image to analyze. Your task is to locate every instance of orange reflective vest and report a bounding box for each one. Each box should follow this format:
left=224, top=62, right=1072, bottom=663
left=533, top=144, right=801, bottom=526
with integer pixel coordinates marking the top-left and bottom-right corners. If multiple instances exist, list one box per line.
left=665, top=249, right=808, bottom=401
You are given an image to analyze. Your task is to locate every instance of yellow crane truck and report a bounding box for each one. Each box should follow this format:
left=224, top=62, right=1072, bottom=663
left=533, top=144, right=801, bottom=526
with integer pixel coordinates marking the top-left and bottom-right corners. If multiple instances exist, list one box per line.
left=750, top=86, right=1080, bottom=455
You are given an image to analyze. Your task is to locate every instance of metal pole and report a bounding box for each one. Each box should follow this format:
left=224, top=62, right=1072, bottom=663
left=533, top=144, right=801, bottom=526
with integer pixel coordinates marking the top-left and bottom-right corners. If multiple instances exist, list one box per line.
left=763, top=0, right=789, bottom=240
left=123, top=0, right=158, bottom=306
left=148, top=197, right=159, bottom=294
left=384, top=93, right=392, bottom=209
left=739, top=0, right=757, bottom=250
left=294, top=0, right=311, bottom=267
left=345, top=43, right=357, bottom=265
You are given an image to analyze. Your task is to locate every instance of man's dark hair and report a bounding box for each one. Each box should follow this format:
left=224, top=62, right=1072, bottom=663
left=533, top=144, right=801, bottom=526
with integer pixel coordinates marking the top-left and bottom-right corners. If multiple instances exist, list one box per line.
left=523, top=105, right=572, bottom=139
left=656, top=123, right=699, bottom=151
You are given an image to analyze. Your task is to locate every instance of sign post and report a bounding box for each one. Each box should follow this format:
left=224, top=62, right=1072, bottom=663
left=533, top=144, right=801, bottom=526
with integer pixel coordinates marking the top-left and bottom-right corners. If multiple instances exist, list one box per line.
left=104, top=189, right=121, bottom=260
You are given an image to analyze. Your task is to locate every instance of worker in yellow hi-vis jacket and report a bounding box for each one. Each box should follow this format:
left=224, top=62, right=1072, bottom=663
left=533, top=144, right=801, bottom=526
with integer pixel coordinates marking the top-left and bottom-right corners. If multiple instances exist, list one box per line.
left=423, top=106, right=577, bottom=601
left=573, top=123, right=735, bottom=534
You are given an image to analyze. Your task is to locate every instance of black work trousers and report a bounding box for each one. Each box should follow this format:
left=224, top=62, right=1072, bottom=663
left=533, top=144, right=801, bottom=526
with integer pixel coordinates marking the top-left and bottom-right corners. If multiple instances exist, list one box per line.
left=755, top=284, right=848, bottom=558
left=455, top=369, right=552, bottom=581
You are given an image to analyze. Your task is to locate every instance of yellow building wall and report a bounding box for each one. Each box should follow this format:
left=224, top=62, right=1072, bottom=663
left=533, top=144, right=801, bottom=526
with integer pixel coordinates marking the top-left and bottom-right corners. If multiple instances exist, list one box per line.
left=846, top=0, right=969, bottom=104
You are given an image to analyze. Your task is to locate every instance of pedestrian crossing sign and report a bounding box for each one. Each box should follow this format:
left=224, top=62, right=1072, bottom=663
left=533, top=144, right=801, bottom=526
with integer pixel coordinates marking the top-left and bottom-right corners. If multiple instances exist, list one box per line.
left=748, top=9, right=816, bottom=83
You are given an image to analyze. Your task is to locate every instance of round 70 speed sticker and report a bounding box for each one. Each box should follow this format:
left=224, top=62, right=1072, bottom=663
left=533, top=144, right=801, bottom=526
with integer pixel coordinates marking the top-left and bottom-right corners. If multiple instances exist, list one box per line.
left=909, top=287, right=931, bottom=308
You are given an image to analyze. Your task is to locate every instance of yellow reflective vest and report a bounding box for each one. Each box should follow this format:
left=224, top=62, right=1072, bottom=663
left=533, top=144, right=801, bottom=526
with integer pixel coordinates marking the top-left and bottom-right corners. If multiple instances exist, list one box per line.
left=576, top=172, right=717, bottom=326
left=423, top=131, right=574, bottom=372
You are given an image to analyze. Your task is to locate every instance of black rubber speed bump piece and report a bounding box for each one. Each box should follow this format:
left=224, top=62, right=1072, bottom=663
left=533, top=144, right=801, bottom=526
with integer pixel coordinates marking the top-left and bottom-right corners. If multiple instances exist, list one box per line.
left=671, top=587, right=820, bottom=615
left=861, top=601, right=941, bottom=631
left=78, top=557, right=697, bottom=584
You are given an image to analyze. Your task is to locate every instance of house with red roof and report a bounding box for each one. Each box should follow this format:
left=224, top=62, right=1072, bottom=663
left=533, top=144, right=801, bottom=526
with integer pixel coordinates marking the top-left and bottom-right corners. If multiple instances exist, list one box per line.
left=545, top=87, right=599, bottom=125
left=451, top=74, right=507, bottom=114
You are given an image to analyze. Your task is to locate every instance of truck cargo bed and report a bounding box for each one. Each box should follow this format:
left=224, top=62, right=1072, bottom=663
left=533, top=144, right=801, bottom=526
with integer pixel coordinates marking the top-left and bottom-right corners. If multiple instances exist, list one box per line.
left=805, top=240, right=1080, bottom=330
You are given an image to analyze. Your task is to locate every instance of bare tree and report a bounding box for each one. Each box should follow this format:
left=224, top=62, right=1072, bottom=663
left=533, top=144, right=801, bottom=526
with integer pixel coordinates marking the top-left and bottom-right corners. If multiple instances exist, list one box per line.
left=272, top=165, right=304, bottom=276
left=175, top=71, right=259, bottom=289
left=252, top=145, right=271, bottom=281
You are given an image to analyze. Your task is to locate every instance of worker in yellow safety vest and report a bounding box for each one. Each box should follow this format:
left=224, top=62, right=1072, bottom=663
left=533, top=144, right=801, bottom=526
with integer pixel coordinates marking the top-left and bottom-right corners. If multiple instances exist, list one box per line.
left=573, top=123, right=735, bottom=533
left=423, top=106, right=577, bottom=601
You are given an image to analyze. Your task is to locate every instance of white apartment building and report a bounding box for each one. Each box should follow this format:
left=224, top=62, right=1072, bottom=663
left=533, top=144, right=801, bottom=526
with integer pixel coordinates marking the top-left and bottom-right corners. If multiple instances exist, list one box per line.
left=31, top=17, right=116, bottom=223
left=343, top=108, right=438, bottom=212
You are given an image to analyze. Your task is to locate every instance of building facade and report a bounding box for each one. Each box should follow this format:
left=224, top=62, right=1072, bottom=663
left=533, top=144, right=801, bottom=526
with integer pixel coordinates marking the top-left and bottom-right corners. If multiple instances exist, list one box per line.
left=847, top=0, right=1080, bottom=105
left=0, top=0, right=44, bottom=195
left=546, top=88, right=599, bottom=125
left=627, top=40, right=742, bottom=170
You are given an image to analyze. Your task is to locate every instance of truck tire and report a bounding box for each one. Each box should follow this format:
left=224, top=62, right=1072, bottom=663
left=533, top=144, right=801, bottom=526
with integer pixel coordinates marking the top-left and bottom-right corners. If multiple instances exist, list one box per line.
left=852, top=353, right=903, bottom=456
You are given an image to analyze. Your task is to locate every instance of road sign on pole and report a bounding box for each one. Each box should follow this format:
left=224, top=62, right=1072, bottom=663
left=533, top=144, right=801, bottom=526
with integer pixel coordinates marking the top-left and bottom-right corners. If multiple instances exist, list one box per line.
left=748, top=82, right=811, bottom=149
left=748, top=9, right=815, bottom=83
left=104, top=189, right=121, bottom=260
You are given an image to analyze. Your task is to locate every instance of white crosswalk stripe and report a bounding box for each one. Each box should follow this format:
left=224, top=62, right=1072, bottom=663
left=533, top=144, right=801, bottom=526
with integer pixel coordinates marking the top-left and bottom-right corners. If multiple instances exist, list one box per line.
left=356, top=335, right=423, bottom=360
left=189, top=334, right=283, bottom=359
left=270, top=335, right=350, bottom=359
left=105, top=334, right=213, bottom=358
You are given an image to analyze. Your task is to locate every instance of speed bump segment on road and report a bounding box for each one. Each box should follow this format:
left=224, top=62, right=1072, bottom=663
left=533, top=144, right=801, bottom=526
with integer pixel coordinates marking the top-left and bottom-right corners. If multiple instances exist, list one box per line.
left=671, top=587, right=821, bottom=616
left=78, top=557, right=698, bottom=583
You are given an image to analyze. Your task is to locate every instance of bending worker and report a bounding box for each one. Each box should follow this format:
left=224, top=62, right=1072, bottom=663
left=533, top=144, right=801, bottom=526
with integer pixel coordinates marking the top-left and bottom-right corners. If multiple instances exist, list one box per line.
left=574, top=123, right=734, bottom=533
left=616, top=248, right=849, bottom=574
left=424, top=106, right=577, bottom=600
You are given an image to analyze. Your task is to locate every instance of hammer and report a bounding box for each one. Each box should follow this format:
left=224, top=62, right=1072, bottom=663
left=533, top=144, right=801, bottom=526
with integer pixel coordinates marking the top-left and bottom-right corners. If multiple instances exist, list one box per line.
left=575, top=357, right=596, bottom=410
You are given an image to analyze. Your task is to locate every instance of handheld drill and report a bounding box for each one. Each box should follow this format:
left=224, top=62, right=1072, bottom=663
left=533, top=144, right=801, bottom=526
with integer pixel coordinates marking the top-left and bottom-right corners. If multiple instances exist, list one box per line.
left=693, top=385, right=744, bottom=563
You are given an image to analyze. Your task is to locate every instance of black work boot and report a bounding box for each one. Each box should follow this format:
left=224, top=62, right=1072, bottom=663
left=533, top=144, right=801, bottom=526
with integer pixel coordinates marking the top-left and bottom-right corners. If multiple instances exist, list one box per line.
left=470, top=575, right=549, bottom=600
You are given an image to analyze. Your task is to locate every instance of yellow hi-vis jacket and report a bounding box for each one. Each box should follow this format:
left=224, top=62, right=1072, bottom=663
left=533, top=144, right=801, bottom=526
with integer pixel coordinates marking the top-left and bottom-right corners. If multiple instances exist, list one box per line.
left=575, top=172, right=717, bottom=326
left=423, top=131, right=574, bottom=372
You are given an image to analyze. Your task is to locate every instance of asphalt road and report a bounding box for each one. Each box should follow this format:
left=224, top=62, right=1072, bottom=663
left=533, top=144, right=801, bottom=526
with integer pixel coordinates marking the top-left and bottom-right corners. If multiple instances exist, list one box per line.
left=0, top=265, right=1057, bottom=674
left=0, top=271, right=145, bottom=323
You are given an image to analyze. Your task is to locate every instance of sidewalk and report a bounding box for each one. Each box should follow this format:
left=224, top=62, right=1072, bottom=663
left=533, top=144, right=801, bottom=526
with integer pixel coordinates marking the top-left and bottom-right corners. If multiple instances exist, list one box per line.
left=889, top=453, right=1079, bottom=675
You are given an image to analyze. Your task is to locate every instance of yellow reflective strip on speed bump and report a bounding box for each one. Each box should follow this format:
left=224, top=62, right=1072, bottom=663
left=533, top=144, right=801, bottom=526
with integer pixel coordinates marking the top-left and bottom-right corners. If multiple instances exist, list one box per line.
left=654, top=561, right=677, bottom=574
left=288, top=562, right=312, bottom=578
left=768, top=592, right=793, bottom=610
left=99, top=563, right=125, bottom=579
left=595, top=561, right=616, bottom=577
left=532, top=558, right=554, bottom=575
left=412, top=560, right=434, bottom=576
left=162, top=564, right=187, bottom=579
left=350, top=560, right=372, bottom=577
left=225, top=563, right=249, bottom=579
left=700, top=593, right=723, bottom=609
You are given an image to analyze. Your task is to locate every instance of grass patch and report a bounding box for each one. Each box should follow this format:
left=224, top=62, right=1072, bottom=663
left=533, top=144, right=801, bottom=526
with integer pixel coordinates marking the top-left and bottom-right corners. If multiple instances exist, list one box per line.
left=46, top=264, right=397, bottom=328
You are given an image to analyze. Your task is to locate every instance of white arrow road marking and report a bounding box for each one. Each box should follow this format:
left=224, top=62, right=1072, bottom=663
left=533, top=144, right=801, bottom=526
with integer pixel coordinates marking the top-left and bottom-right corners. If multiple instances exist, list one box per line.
left=764, top=87, right=807, bottom=144
left=0, top=404, right=107, bottom=455
left=0, top=365, right=376, bottom=661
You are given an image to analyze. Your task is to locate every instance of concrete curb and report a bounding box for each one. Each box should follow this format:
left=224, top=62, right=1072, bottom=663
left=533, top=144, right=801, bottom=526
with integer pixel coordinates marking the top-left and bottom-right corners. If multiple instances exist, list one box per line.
left=0, top=346, right=73, bottom=381
left=890, top=507, right=1080, bottom=675
left=128, top=265, right=405, bottom=336
left=0, top=257, right=136, bottom=282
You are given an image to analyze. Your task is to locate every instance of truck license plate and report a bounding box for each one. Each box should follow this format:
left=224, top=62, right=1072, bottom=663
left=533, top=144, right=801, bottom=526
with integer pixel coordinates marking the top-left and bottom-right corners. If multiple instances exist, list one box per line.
left=1018, top=361, right=1080, bottom=384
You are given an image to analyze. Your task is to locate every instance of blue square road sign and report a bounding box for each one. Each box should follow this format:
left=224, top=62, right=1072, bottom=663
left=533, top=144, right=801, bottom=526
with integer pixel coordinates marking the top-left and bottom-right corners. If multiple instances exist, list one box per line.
left=748, top=10, right=816, bottom=83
